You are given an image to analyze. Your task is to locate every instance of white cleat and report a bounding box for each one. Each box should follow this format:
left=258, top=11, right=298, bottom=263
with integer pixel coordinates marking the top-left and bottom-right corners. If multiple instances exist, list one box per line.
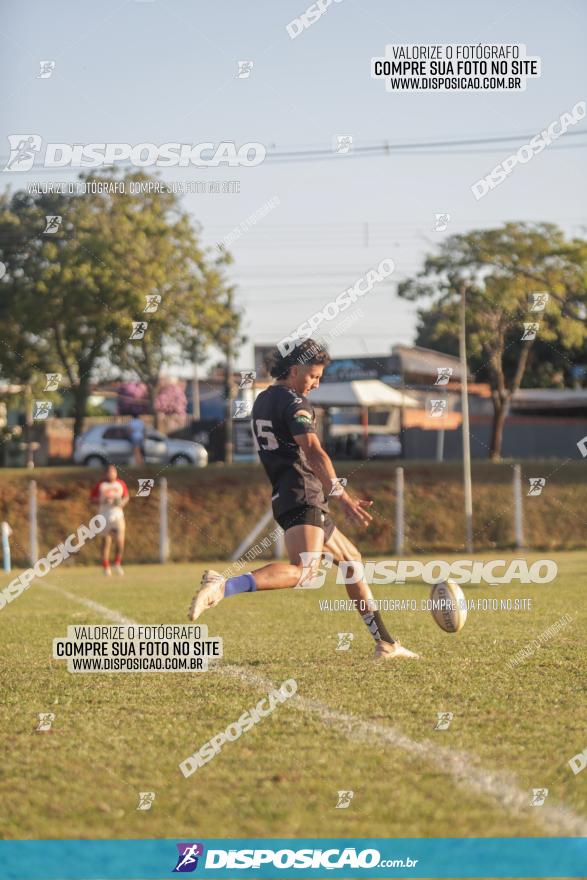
left=103, top=566, right=112, bottom=577
left=188, top=569, right=226, bottom=621
left=114, top=564, right=124, bottom=576
left=374, top=640, right=420, bottom=661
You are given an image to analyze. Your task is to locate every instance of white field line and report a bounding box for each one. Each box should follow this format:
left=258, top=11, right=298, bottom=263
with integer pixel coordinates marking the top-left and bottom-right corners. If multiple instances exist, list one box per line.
left=42, top=580, right=587, bottom=837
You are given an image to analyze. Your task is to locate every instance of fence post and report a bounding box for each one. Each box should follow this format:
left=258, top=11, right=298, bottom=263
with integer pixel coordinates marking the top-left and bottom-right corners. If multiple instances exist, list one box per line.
left=513, top=464, right=524, bottom=548
left=436, top=426, right=445, bottom=462
left=159, top=478, right=169, bottom=563
left=29, top=480, right=38, bottom=565
left=1, top=522, right=12, bottom=572
left=395, top=466, right=404, bottom=556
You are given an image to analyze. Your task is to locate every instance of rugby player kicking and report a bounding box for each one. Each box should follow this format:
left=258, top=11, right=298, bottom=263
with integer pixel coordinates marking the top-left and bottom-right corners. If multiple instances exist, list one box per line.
left=188, top=339, right=419, bottom=660
left=90, top=463, right=129, bottom=576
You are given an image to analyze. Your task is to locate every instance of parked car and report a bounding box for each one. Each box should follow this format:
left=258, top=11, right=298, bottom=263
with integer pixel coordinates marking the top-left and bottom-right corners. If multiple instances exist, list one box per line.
left=365, top=434, right=402, bottom=458
left=74, top=424, right=208, bottom=467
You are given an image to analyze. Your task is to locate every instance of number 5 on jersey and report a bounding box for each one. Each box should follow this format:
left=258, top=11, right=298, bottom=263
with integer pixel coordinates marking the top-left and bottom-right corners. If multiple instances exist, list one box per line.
left=252, top=419, right=278, bottom=451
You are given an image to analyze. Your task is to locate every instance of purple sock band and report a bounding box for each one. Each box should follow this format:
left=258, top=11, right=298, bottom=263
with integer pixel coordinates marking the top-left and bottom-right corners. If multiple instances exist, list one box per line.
left=224, top=572, right=256, bottom=597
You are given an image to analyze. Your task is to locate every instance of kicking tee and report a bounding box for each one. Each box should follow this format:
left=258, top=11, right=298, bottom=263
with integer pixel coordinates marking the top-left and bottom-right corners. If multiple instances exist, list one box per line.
left=251, top=384, right=328, bottom=517
left=90, top=478, right=128, bottom=524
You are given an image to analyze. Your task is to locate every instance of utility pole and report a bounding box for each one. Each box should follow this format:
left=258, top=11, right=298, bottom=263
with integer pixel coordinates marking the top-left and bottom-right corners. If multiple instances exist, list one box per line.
left=459, top=279, right=474, bottom=552
left=224, top=291, right=234, bottom=465
left=192, top=340, right=201, bottom=422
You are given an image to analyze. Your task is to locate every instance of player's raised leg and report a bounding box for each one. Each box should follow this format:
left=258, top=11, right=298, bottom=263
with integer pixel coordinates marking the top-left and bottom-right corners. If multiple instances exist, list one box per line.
left=324, top=527, right=420, bottom=660
left=188, top=523, right=324, bottom=621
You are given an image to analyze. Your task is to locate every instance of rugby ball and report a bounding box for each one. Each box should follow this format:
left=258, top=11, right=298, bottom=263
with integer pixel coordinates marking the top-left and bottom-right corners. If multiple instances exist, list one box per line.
left=429, top=580, right=467, bottom=633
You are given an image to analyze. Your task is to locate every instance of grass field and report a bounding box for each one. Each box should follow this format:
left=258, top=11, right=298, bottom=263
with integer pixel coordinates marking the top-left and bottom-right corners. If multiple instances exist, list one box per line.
left=0, top=551, right=585, bottom=847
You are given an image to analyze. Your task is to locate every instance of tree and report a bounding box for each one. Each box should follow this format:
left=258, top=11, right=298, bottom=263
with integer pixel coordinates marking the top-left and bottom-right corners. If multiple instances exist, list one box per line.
left=109, top=174, right=239, bottom=428
left=0, top=189, right=61, bottom=388
left=117, top=382, right=150, bottom=416
left=398, top=223, right=587, bottom=459
left=0, top=170, right=240, bottom=443
left=415, top=299, right=585, bottom=390
left=0, top=181, right=138, bottom=440
left=156, top=381, right=187, bottom=417
left=117, top=380, right=186, bottom=419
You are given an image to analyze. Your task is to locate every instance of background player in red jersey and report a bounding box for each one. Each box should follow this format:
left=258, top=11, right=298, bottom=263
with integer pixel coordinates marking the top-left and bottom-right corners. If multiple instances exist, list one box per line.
left=90, top=464, right=129, bottom=577
left=188, top=339, right=419, bottom=660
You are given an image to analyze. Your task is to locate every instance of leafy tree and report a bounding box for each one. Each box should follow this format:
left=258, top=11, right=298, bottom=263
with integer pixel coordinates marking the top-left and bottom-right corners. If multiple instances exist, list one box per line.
left=156, top=381, right=187, bottom=417
left=398, top=223, right=587, bottom=459
left=0, top=170, right=239, bottom=443
left=117, top=381, right=150, bottom=416
left=415, top=302, right=585, bottom=389
left=0, top=189, right=62, bottom=387
left=107, top=174, right=240, bottom=427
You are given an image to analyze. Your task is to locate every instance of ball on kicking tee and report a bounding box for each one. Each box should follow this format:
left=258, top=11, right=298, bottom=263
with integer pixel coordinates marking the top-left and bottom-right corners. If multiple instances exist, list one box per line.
left=429, top=580, right=467, bottom=633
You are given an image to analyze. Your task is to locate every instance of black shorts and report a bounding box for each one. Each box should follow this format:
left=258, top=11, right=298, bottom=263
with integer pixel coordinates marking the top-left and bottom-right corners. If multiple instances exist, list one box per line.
left=275, top=505, right=335, bottom=541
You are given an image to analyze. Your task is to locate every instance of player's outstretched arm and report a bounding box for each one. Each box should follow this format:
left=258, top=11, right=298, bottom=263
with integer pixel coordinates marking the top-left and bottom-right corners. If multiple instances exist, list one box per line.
left=293, top=433, right=373, bottom=528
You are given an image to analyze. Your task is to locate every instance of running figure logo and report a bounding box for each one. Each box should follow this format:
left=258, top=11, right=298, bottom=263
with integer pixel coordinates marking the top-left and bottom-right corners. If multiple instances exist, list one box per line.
left=233, top=400, right=252, bottom=419
left=129, top=321, right=148, bottom=340
left=239, top=370, right=256, bottom=389
left=295, top=551, right=333, bottom=590
left=529, top=293, right=549, bottom=312
left=236, top=61, right=254, bottom=78
left=522, top=322, right=539, bottom=341
left=43, top=215, right=62, bottom=234
left=336, top=632, right=354, bottom=651
left=527, top=477, right=546, bottom=497
left=173, top=843, right=204, bottom=872
left=44, top=373, right=62, bottom=391
left=35, top=712, right=55, bottom=732
left=335, top=790, right=354, bottom=808
left=144, top=294, right=161, bottom=313
left=329, top=477, right=347, bottom=497
left=433, top=213, right=450, bottom=232
left=33, top=401, right=53, bottom=420
left=136, top=791, right=155, bottom=810
left=434, top=712, right=453, bottom=731
left=37, top=61, right=56, bottom=79
left=434, top=367, right=453, bottom=385
left=4, top=135, right=42, bottom=172
left=334, top=135, right=353, bottom=154
left=530, top=788, right=549, bottom=806
left=429, top=399, right=447, bottom=417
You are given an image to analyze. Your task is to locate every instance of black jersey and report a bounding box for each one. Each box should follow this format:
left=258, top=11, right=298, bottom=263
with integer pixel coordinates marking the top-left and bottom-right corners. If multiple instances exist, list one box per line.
left=251, top=384, right=328, bottom=517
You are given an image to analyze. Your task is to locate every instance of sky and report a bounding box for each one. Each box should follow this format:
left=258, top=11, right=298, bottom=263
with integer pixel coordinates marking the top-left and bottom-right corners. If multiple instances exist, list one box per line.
left=2, top=0, right=586, bottom=372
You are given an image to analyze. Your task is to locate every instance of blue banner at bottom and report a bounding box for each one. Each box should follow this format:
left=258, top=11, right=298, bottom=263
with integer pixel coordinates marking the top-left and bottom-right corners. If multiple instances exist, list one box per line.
left=1, top=837, right=586, bottom=879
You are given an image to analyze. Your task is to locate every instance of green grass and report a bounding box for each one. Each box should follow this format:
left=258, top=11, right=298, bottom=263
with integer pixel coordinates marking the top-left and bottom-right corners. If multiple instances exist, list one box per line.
left=0, top=552, right=585, bottom=843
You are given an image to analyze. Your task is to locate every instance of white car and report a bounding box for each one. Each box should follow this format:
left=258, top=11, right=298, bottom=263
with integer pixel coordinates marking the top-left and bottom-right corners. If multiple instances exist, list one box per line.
left=74, top=424, right=208, bottom=467
left=366, top=434, right=403, bottom=458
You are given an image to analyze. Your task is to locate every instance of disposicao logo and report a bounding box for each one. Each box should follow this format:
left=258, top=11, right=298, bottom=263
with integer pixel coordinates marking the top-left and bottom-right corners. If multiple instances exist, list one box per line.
left=173, top=843, right=204, bottom=872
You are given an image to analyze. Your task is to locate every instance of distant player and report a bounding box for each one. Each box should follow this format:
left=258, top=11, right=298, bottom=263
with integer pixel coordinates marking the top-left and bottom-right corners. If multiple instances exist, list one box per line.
left=90, top=464, right=129, bottom=576
left=188, top=339, right=419, bottom=660
left=129, top=415, right=145, bottom=465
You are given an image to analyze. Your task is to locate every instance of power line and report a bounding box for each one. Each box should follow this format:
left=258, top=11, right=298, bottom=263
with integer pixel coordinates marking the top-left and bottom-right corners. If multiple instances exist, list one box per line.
left=3, top=129, right=586, bottom=173
left=261, top=132, right=587, bottom=163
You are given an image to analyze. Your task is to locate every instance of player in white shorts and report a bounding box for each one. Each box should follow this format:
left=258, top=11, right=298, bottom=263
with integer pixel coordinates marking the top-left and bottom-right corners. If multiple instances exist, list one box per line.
left=90, top=464, right=129, bottom=576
